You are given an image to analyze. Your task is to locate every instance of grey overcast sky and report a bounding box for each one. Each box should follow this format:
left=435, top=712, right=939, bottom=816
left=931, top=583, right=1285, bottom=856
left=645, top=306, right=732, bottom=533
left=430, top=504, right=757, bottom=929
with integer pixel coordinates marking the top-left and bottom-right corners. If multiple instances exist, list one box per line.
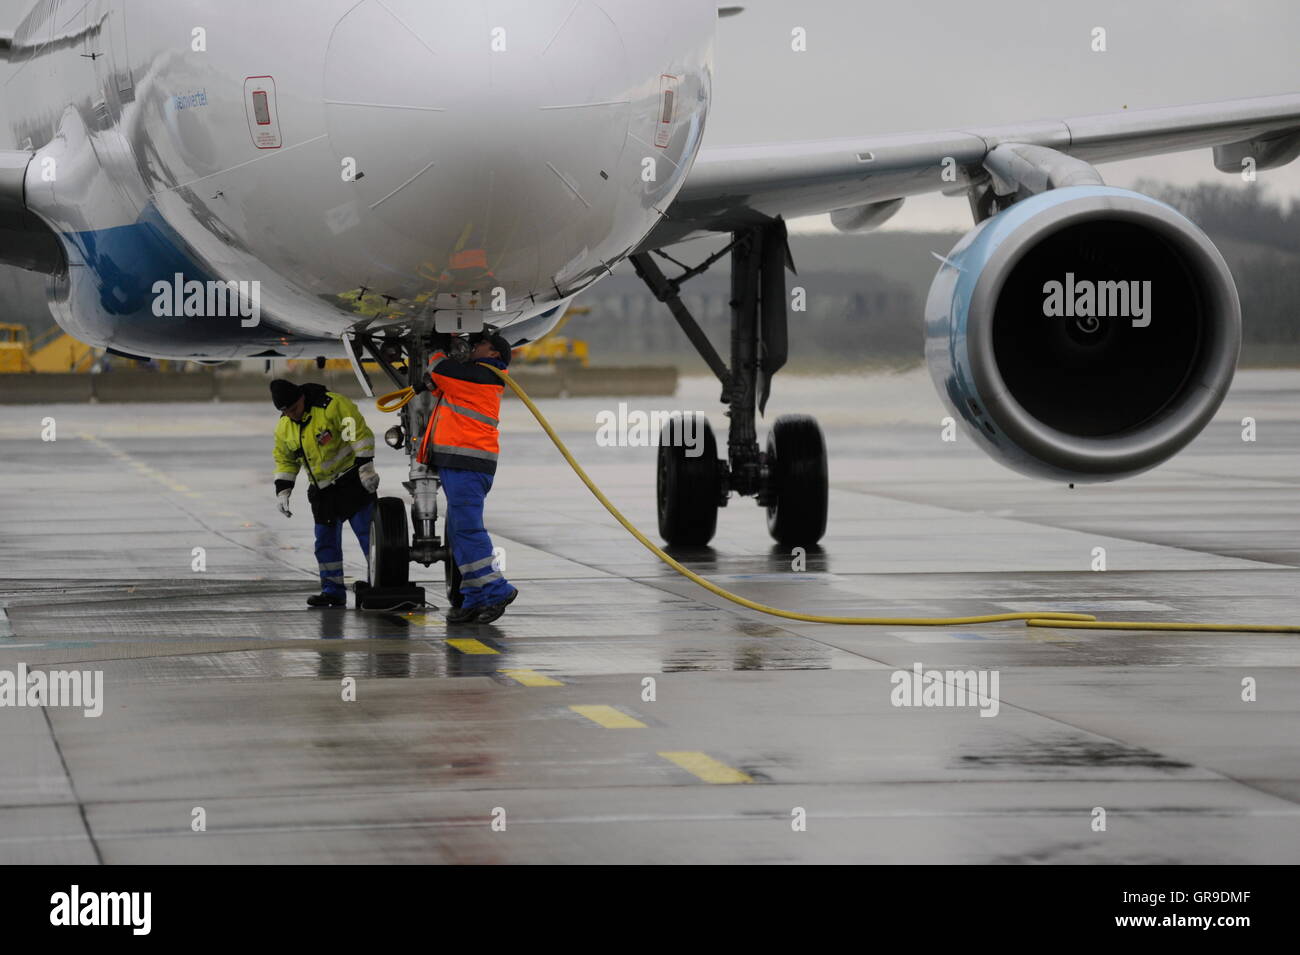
left=706, top=0, right=1300, bottom=230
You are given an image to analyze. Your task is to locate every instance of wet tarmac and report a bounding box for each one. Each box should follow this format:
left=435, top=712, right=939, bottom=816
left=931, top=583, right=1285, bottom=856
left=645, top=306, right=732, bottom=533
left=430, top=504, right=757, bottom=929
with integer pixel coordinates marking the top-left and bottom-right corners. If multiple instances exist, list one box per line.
left=1, top=369, right=1298, bottom=863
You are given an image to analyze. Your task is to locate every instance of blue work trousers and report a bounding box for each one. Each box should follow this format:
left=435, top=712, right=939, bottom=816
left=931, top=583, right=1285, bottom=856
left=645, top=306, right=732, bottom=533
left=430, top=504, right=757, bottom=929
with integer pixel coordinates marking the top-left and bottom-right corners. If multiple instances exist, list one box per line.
left=314, top=500, right=374, bottom=597
left=441, top=467, right=513, bottom=608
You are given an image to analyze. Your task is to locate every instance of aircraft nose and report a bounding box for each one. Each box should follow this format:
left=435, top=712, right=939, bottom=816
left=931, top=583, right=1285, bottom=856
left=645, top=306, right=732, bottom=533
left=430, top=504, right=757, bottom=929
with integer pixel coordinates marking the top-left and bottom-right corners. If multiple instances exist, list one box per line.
left=323, top=0, right=634, bottom=301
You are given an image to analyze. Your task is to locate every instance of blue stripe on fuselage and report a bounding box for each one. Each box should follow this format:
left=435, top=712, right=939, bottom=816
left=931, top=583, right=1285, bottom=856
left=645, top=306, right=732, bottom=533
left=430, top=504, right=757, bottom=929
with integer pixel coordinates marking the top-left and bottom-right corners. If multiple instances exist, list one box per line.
left=63, top=203, right=217, bottom=318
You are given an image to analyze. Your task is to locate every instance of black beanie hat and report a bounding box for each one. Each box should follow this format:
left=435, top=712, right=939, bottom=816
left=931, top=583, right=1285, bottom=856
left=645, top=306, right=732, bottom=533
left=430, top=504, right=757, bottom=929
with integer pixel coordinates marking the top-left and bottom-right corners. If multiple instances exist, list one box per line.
left=269, top=379, right=303, bottom=411
left=487, top=333, right=514, bottom=368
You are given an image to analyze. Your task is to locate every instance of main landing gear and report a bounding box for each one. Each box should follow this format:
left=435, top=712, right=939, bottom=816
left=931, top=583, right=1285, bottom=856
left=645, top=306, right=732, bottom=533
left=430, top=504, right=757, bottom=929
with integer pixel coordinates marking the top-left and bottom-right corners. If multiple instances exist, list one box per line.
left=345, top=323, right=461, bottom=610
left=630, top=220, right=829, bottom=549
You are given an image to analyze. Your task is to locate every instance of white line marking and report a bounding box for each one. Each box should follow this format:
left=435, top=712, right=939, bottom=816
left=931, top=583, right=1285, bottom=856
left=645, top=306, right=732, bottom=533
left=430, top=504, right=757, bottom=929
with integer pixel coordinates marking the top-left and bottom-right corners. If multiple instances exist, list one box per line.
left=542, top=0, right=581, bottom=56
left=151, top=135, right=328, bottom=198
left=539, top=100, right=629, bottom=110
left=370, top=159, right=437, bottom=210
left=73, top=805, right=1300, bottom=843
left=546, top=162, right=590, bottom=207
left=375, top=0, right=438, bottom=57
left=629, top=131, right=680, bottom=169
left=325, top=100, right=446, bottom=112
left=996, top=600, right=1174, bottom=612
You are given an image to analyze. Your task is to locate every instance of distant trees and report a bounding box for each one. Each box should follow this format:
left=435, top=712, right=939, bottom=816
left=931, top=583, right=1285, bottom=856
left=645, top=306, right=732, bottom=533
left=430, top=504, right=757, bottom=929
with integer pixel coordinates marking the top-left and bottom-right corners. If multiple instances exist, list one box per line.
left=0, top=179, right=1294, bottom=368
left=573, top=182, right=1300, bottom=367
left=1139, top=179, right=1300, bottom=350
left=575, top=270, right=920, bottom=368
left=1137, top=178, right=1300, bottom=254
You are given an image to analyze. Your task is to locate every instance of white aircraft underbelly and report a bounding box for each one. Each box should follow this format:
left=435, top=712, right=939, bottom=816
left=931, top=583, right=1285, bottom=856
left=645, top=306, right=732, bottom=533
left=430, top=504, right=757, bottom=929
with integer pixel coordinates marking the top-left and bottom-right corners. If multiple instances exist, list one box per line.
left=8, top=0, right=716, bottom=358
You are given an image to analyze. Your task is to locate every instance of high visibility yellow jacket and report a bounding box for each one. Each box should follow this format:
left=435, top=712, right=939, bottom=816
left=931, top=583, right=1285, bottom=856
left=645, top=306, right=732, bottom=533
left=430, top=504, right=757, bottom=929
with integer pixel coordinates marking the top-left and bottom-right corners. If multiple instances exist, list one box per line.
left=273, top=385, right=375, bottom=491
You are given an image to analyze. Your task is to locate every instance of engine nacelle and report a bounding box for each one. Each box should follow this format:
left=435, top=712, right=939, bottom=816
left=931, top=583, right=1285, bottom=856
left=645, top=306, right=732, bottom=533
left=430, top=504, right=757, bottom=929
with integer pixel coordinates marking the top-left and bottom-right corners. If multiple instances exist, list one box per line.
left=925, top=186, right=1240, bottom=482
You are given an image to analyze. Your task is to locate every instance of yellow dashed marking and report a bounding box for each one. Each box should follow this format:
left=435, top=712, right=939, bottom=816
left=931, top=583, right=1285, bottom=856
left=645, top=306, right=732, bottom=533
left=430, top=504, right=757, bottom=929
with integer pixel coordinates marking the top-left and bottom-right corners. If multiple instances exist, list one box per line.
left=570, top=705, right=645, bottom=729
left=446, top=637, right=497, bottom=655
left=403, top=613, right=444, bottom=628
left=1025, top=627, right=1069, bottom=643
left=502, top=668, right=563, bottom=687
left=80, top=432, right=194, bottom=494
left=659, top=751, right=753, bottom=784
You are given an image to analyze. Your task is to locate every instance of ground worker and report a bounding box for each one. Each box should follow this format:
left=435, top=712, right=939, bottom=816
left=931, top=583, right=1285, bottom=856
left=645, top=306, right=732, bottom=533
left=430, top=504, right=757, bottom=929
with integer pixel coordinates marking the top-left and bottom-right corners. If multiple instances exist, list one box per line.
left=418, top=332, right=519, bottom=623
left=271, top=379, right=380, bottom=607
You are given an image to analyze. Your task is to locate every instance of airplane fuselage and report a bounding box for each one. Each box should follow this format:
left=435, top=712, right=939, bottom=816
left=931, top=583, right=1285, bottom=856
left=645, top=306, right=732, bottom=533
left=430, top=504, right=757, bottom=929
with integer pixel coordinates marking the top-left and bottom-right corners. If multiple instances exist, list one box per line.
left=2, top=0, right=715, bottom=358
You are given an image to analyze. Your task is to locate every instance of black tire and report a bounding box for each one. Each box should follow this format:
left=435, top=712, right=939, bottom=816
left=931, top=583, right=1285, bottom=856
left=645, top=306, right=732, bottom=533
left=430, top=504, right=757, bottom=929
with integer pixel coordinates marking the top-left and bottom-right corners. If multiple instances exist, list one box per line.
left=369, top=497, right=410, bottom=587
left=657, top=413, right=720, bottom=546
left=766, top=415, right=828, bottom=546
left=445, top=541, right=463, bottom=608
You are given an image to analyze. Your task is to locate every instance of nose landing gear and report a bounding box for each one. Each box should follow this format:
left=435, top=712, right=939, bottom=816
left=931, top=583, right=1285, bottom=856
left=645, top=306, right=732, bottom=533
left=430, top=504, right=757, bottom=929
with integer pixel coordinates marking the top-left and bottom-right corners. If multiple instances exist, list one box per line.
left=369, top=497, right=411, bottom=588
left=357, top=491, right=425, bottom=609
left=348, top=324, right=462, bottom=611
left=632, top=220, right=830, bottom=550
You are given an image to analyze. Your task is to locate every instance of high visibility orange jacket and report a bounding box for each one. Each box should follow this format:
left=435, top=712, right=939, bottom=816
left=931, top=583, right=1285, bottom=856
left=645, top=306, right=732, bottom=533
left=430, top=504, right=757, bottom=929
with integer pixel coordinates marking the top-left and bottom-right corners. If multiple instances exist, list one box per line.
left=418, top=352, right=507, bottom=474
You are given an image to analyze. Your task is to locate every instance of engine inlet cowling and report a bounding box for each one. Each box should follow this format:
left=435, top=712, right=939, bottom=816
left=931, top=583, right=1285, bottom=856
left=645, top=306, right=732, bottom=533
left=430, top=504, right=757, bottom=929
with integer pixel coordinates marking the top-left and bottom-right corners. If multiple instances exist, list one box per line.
left=925, top=186, right=1240, bottom=482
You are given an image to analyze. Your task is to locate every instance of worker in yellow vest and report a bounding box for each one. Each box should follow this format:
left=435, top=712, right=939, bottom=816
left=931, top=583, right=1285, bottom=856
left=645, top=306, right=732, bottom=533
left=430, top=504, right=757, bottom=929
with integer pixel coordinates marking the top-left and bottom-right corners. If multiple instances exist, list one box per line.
left=271, top=380, right=379, bottom=607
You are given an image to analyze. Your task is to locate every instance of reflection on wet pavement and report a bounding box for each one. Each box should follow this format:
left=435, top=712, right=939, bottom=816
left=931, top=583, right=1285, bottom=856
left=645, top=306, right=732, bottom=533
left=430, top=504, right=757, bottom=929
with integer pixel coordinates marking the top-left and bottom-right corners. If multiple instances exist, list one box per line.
left=1, top=371, right=1298, bottom=862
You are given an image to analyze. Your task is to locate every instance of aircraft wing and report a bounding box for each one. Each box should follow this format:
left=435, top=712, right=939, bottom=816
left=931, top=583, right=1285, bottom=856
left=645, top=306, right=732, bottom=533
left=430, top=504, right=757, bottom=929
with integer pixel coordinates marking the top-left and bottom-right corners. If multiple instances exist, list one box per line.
left=643, top=91, right=1300, bottom=248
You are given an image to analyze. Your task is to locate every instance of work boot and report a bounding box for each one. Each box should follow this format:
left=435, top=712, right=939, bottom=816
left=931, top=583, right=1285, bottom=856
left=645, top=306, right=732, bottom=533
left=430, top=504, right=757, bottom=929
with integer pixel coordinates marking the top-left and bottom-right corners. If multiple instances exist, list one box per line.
left=307, top=593, right=347, bottom=608
left=475, top=588, right=518, bottom=624
left=446, top=604, right=479, bottom=623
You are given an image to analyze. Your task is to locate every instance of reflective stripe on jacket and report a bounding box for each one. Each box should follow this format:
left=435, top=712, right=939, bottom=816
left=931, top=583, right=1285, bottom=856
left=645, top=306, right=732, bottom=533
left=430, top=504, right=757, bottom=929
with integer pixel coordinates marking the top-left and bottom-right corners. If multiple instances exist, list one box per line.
left=273, top=386, right=376, bottom=490
left=418, top=353, right=506, bottom=475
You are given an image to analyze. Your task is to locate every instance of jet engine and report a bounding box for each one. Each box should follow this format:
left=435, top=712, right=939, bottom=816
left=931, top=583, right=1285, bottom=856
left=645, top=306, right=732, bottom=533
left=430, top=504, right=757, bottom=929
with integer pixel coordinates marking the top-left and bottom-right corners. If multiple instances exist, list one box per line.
left=925, top=185, right=1240, bottom=481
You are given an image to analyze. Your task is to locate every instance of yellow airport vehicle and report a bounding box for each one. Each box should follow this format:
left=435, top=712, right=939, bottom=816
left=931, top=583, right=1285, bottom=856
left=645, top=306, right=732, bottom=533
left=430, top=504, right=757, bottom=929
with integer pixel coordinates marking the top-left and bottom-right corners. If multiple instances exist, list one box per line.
left=514, top=335, right=590, bottom=366
left=0, top=323, right=97, bottom=373
left=515, top=305, right=591, bottom=366
left=286, top=357, right=355, bottom=373
left=0, top=324, right=29, bottom=372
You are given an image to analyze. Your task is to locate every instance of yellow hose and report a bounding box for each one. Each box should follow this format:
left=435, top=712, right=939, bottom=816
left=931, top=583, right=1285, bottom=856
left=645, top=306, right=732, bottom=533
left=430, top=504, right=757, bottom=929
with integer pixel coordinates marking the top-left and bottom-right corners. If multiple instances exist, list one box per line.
left=1027, top=620, right=1300, bottom=633
left=478, top=369, right=1090, bottom=627
left=384, top=367, right=1300, bottom=634
left=376, top=387, right=416, bottom=413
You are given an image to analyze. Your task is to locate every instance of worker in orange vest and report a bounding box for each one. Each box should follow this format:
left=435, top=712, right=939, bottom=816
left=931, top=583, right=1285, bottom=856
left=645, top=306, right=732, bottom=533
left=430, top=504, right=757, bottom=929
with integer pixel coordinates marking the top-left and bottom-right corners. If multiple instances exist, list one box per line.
left=418, top=332, right=518, bottom=623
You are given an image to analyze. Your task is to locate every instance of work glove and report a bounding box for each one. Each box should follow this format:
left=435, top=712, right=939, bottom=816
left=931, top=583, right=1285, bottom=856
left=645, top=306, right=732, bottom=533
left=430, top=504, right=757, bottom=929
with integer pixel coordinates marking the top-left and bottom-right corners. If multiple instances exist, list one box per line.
left=358, top=462, right=380, bottom=494
left=277, top=489, right=293, bottom=518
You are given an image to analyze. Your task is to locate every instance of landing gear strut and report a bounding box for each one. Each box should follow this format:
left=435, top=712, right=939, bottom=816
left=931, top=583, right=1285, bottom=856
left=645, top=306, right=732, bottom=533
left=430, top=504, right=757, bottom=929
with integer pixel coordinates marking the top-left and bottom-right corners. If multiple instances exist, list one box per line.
left=631, top=220, right=829, bottom=548
left=346, top=323, right=458, bottom=610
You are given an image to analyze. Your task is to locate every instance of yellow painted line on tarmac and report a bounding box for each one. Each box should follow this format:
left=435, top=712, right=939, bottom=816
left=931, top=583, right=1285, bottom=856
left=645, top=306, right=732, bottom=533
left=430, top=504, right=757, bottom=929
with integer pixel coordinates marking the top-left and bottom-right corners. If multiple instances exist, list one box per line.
left=659, top=751, right=753, bottom=784
left=446, top=637, right=497, bottom=655
left=502, top=668, right=563, bottom=687
left=80, top=432, right=195, bottom=495
left=404, top=613, right=444, bottom=627
left=570, top=704, right=645, bottom=728
left=1024, top=627, right=1069, bottom=643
